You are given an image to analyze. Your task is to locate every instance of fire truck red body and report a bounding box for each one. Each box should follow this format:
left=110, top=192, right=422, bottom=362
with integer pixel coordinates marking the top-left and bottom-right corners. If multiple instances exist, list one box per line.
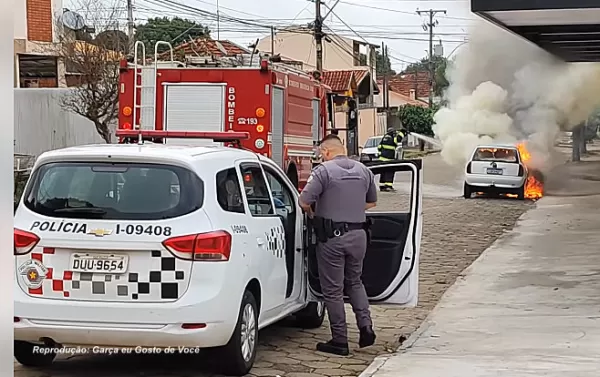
left=117, top=43, right=331, bottom=189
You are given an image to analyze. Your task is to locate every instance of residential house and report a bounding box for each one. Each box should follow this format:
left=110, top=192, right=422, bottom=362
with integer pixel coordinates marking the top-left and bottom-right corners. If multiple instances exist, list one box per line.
left=375, top=79, right=428, bottom=147
left=14, top=0, right=66, bottom=87
left=385, top=71, right=432, bottom=104
left=256, top=28, right=380, bottom=151
left=166, top=38, right=251, bottom=60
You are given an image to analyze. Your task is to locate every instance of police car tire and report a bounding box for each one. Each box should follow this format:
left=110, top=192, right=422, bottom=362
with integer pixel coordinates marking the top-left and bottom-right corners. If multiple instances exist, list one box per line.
left=216, top=290, right=258, bottom=376
left=14, top=341, right=56, bottom=367
left=295, top=301, right=326, bottom=329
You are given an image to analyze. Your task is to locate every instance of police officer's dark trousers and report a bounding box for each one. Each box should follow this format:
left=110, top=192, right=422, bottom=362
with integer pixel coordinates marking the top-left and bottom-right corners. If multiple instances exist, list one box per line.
left=316, top=228, right=372, bottom=344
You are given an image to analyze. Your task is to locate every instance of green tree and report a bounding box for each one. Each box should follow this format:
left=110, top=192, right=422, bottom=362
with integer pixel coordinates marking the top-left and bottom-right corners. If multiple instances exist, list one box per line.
left=402, top=55, right=449, bottom=97
left=397, top=104, right=437, bottom=150
left=135, top=17, right=210, bottom=53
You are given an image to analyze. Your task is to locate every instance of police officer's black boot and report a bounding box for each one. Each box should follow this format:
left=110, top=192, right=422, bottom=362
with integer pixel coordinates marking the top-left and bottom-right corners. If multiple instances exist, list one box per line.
left=359, top=326, right=376, bottom=348
left=316, top=340, right=350, bottom=356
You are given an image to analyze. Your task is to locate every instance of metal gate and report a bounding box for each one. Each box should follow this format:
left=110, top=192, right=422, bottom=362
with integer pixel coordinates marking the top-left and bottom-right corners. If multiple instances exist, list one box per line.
left=271, top=87, right=285, bottom=167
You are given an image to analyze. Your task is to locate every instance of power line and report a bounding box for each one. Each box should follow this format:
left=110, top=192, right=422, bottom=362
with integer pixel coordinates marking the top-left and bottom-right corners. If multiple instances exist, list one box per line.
left=336, top=1, right=474, bottom=21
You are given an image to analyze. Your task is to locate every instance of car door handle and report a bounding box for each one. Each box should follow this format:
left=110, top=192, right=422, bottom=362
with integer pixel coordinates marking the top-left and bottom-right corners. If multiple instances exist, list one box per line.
left=257, top=238, right=265, bottom=246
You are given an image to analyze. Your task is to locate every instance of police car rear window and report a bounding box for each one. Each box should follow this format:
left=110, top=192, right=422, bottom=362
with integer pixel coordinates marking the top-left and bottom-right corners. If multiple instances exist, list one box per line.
left=23, top=162, right=203, bottom=220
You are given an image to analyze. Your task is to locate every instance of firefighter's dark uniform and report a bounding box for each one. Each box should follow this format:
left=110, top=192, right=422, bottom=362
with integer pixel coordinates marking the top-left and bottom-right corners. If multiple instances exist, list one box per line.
left=377, top=129, right=404, bottom=191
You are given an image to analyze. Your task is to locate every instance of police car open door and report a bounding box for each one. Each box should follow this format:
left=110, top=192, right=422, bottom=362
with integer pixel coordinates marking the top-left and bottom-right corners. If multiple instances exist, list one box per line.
left=307, top=160, right=422, bottom=306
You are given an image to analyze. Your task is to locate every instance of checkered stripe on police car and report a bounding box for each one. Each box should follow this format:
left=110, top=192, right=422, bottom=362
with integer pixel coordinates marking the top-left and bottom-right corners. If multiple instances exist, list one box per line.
left=20, top=248, right=188, bottom=301
left=265, top=225, right=285, bottom=258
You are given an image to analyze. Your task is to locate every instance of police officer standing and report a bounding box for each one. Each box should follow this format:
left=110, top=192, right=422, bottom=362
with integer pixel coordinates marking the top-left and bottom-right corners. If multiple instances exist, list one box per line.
left=299, top=134, right=377, bottom=356
left=377, top=127, right=405, bottom=191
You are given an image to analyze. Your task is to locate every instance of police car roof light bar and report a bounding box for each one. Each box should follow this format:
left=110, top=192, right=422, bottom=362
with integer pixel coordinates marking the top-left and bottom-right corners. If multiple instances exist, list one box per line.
left=116, top=130, right=250, bottom=143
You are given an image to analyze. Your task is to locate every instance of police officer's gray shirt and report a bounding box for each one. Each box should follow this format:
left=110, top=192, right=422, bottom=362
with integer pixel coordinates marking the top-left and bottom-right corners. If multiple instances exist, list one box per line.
left=299, top=156, right=377, bottom=223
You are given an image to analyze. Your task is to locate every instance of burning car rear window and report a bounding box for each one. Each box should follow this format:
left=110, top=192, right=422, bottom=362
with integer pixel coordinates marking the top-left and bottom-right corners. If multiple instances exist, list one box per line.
left=473, top=148, right=518, bottom=163
left=23, top=162, right=203, bottom=220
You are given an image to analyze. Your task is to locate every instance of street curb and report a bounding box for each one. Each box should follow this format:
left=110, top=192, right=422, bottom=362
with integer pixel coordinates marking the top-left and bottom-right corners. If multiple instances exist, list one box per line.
left=357, top=313, right=435, bottom=377
left=358, top=201, right=538, bottom=377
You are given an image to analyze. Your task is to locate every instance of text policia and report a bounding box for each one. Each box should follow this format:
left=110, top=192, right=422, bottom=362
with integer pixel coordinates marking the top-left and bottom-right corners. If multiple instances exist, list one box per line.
left=33, top=345, right=202, bottom=355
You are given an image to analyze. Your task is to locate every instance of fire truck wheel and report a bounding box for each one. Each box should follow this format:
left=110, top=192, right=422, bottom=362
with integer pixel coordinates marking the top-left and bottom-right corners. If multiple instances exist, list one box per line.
left=14, top=341, right=56, bottom=367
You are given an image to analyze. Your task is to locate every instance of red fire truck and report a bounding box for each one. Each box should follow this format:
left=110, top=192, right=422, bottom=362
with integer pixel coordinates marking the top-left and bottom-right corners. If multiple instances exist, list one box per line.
left=117, top=41, right=332, bottom=189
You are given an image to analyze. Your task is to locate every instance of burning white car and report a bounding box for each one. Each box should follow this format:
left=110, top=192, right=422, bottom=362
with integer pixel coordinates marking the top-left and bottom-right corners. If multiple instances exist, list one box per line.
left=463, top=145, right=528, bottom=199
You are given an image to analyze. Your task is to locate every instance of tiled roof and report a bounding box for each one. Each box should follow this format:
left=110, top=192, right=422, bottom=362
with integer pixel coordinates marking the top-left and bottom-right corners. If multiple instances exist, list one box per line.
left=382, top=72, right=431, bottom=99
left=377, top=80, right=428, bottom=107
left=163, top=38, right=250, bottom=58
left=321, top=70, right=355, bottom=92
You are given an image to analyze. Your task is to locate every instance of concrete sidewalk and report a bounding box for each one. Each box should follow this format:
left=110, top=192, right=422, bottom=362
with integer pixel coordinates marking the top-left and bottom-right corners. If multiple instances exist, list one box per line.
left=360, top=185, right=600, bottom=375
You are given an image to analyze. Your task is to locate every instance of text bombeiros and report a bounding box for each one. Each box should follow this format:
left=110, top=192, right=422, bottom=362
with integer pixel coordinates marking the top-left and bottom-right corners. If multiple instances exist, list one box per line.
left=32, top=345, right=202, bottom=355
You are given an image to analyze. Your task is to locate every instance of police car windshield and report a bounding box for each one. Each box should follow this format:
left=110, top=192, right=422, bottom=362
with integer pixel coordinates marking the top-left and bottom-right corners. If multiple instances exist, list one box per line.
left=23, top=162, right=204, bottom=220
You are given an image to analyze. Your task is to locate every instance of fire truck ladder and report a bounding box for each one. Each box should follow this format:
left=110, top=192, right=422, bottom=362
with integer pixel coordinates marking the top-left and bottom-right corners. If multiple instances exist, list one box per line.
left=132, top=41, right=175, bottom=130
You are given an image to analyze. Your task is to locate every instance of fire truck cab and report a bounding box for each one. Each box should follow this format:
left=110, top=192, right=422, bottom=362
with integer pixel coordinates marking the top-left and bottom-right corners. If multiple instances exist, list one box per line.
left=118, top=41, right=332, bottom=189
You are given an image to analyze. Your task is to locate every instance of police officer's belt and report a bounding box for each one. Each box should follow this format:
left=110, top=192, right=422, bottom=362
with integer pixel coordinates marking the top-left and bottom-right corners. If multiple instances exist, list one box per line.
left=312, top=216, right=369, bottom=242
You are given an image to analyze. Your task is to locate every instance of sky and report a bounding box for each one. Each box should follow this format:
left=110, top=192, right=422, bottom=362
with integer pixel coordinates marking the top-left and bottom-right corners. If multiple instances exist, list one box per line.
left=67, top=0, right=475, bottom=71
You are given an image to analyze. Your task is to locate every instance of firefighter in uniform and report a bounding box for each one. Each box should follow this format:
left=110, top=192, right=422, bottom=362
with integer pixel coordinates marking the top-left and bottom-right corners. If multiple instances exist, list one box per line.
left=377, top=127, right=405, bottom=191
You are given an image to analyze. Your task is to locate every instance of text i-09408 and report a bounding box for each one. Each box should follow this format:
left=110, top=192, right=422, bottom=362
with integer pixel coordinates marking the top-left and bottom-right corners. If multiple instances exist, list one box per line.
left=115, top=224, right=172, bottom=236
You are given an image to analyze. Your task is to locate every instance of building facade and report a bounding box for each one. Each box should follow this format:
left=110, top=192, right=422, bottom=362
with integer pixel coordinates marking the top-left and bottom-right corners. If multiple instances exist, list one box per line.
left=14, top=0, right=66, bottom=88
left=257, top=29, right=380, bottom=150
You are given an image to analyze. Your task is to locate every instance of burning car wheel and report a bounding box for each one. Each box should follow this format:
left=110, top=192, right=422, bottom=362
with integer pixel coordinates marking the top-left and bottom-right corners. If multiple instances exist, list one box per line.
left=463, top=182, right=472, bottom=199
left=516, top=184, right=525, bottom=200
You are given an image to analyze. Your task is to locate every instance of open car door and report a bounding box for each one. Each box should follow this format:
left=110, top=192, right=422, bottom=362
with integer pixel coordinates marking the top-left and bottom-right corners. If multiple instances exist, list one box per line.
left=307, top=160, right=423, bottom=307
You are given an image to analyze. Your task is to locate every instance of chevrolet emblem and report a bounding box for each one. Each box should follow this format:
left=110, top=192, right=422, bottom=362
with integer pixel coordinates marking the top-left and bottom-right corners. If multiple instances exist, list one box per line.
left=87, top=228, right=112, bottom=237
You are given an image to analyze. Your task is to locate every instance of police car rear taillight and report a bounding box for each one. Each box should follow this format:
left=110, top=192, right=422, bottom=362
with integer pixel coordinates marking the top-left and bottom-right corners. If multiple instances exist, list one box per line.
left=14, top=228, right=40, bottom=255
left=162, top=231, right=232, bottom=261
left=466, top=162, right=472, bottom=174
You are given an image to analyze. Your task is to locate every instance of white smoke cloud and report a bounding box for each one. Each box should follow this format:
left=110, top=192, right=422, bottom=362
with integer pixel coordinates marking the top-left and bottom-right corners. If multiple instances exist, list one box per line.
left=434, top=21, right=600, bottom=172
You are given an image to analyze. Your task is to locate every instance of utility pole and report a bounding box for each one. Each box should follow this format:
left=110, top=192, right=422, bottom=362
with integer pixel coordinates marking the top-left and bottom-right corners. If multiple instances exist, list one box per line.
left=271, top=26, right=275, bottom=55
left=314, top=0, right=324, bottom=74
left=126, top=0, right=134, bottom=54
left=216, top=0, right=220, bottom=40
left=417, top=9, right=446, bottom=107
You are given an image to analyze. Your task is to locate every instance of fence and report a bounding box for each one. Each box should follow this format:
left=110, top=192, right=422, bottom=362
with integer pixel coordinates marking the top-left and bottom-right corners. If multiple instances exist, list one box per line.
left=14, top=88, right=110, bottom=157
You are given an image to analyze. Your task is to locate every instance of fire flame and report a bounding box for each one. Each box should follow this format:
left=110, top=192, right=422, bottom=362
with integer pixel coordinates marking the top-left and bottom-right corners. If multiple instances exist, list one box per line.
left=516, top=142, right=543, bottom=200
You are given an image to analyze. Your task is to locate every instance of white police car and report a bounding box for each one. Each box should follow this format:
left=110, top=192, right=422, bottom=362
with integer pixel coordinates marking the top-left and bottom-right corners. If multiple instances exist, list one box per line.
left=14, top=131, right=423, bottom=376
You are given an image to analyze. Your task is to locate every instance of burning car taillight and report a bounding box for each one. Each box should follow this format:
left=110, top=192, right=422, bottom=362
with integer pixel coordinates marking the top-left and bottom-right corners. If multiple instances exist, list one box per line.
left=466, top=162, right=472, bottom=174
left=518, top=164, right=525, bottom=176
left=162, top=231, right=232, bottom=261
left=14, top=229, right=40, bottom=255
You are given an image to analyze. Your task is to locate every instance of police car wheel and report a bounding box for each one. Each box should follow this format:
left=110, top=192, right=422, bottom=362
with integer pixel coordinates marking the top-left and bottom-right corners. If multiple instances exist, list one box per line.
left=295, top=301, right=326, bottom=329
left=216, top=290, right=258, bottom=376
left=14, top=341, right=56, bottom=367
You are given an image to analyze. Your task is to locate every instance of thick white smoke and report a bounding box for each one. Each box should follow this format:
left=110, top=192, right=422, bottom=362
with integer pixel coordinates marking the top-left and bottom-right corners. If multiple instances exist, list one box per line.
left=434, top=21, right=600, bottom=172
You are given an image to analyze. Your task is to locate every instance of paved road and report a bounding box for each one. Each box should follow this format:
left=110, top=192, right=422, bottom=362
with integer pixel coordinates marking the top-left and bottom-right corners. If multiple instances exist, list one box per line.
left=15, top=153, right=533, bottom=377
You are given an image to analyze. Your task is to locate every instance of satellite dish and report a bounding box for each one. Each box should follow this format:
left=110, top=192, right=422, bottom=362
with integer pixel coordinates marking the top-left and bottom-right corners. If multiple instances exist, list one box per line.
left=61, top=9, right=86, bottom=31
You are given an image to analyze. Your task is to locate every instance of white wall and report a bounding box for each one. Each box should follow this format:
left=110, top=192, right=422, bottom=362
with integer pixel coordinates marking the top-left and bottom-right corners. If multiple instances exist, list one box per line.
left=14, top=0, right=27, bottom=39
left=14, top=89, right=108, bottom=157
